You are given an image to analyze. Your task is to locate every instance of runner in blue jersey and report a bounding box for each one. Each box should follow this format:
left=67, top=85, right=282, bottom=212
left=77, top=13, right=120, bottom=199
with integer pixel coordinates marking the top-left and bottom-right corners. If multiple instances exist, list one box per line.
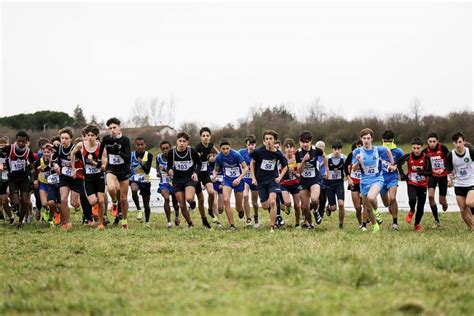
left=207, top=148, right=223, bottom=228
left=315, top=140, right=329, bottom=219
left=250, top=130, right=288, bottom=232
left=156, top=140, right=180, bottom=227
left=352, top=128, right=396, bottom=232
left=380, top=130, right=404, bottom=230
left=238, top=135, right=260, bottom=227
left=212, top=138, right=248, bottom=230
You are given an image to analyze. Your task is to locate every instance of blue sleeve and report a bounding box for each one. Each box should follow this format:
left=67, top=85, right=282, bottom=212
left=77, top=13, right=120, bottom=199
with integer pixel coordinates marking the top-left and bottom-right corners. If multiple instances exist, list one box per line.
left=378, top=146, right=386, bottom=156
left=352, top=148, right=360, bottom=164
left=215, top=154, right=222, bottom=168
left=395, top=148, right=404, bottom=160
left=234, top=150, right=244, bottom=164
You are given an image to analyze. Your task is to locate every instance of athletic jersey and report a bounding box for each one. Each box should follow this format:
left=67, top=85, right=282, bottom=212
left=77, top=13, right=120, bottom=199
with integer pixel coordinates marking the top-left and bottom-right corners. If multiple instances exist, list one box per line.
left=215, top=149, right=245, bottom=180
left=398, top=152, right=430, bottom=187
left=352, top=146, right=385, bottom=184
left=130, top=151, right=152, bottom=183
left=238, top=148, right=253, bottom=180
left=34, top=157, right=60, bottom=186
left=250, top=146, right=287, bottom=184
left=326, top=153, right=346, bottom=185
left=99, top=134, right=131, bottom=173
left=195, top=142, right=215, bottom=174
left=1, top=144, right=34, bottom=179
left=296, top=148, right=324, bottom=180
left=156, top=153, right=172, bottom=185
left=52, top=144, right=76, bottom=178
left=166, top=146, right=201, bottom=182
left=447, top=149, right=474, bottom=187
left=81, top=141, right=102, bottom=178
left=344, top=151, right=361, bottom=184
left=209, top=160, right=224, bottom=183
left=0, top=150, right=8, bottom=182
left=423, top=143, right=449, bottom=177
left=281, top=157, right=299, bottom=187
left=381, top=147, right=404, bottom=180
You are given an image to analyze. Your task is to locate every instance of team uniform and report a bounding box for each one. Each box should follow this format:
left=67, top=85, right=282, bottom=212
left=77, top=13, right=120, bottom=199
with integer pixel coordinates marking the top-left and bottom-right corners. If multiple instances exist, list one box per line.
left=0, top=150, right=9, bottom=196
left=326, top=153, right=346, bottom=207
left=2, top=144, right=35, bottom=194
left=100, top=135, right=132, bottom=181
left=156, top=153, right=174, bottom=194
left=80, top=142, right=105, bottom=197
left=194, top=143, right=214, bottom=195
left=34, top=156, right=61, bottom=204
left=167, top=146, right=201, bottom=192
left=280, top=158, right=300, bottom=195
left=344, top=151, right=361, bottom=192
left=380, top=147, right=404, bottom=195
left=352, top=146, right=386, bottom=196
left=53, top=144, right=81, bottom=193
left=214, top=149, right=245, bottom=192
left=129, top=151, right=153, bottom=196
left=447, top=148, right=474, bottom=197
left=239, top=148, right=258, bottom=191
left=296, top=147, right=324, bottom=191
left=250, top=146, right=287, bottom=202
left=423, top=143, right=449, bottom=197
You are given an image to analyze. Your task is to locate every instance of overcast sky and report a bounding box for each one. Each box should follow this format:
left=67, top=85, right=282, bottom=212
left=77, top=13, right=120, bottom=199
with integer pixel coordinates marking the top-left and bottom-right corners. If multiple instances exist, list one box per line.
left=1, top=2, right=472, bottom=128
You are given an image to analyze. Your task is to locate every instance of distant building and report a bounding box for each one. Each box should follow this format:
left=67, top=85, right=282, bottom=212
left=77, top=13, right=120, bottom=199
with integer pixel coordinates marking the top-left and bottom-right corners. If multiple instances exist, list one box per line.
left=154, top=125, right=176, bottom=137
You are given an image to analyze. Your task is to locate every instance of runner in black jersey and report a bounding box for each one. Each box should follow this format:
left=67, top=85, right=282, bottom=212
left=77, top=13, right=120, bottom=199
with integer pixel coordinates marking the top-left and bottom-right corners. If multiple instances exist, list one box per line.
left=167, top=132, right=209, bottom=228
left=326, top=141, right=347, bottom=229
left=0, top=136, right=14, bottom=225
left=71, top=124, right=106, bottom=230
left=194, top=127, right=215, bottom=226
left=99, top=118, right=131, bottom=229
left=0, top=131, right=35, bottom=228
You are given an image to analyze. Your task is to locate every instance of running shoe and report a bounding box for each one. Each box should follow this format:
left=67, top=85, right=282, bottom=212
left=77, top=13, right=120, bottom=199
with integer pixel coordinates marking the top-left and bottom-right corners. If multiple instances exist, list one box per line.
left=246, top=218, right=252, bottom=227
left=229, top=224, right=236, bottom=231
left=442, top=203, right=448, bottom=212
left=325, top=206, right=331, bottom=217
left=122, top=219, right=129, bottom=230
left=406, top=210, right=414, bottom=224
left=415, top=224, right=423, bottom=232
left=391, top=223, right=399, bottom=231
left=238, top=210, right=244, bottom=219
left=9, top=217, right=15, bottom=225
left=92, top=205, right=99, bottom=217
left=61, top=223, right=72, bottom=230
left=202, top=217, right=211, bottom=229
left=254, top=215, right=260, bottom=228
left=136, top=210, right=143, bottom=221
left=276, top=215, right=285, bottom=227
left=339, top=223, right=344, bottom=230
left=372, top=223, right=380, bottom=233
left=189, top=201, right=196, bottom=210
left=167, top=222, right=172, bottom=229
left=361, top=226, right=368, bottom=232
left=307, top=223, right=315, bottom=230
left=208, top=208, right=215, bottom=218
left=216, top=221, right=223, bottom=229
left=374, top=209, right=383, bottom=225
left=54, top=212, right=61, bottom=225
left=175, top=217, right=181, bottom=226
left=111, top=202, right=119, bottom=217
left=97, top=224, right=105, bottom=231
left=145, top=222, right=151, bottom=228
left=313, top=210, right=322, bottom=225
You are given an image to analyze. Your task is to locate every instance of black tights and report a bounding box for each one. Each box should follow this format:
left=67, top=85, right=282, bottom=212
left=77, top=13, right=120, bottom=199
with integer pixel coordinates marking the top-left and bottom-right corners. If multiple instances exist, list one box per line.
left=408, top=184, right=427, bottom=225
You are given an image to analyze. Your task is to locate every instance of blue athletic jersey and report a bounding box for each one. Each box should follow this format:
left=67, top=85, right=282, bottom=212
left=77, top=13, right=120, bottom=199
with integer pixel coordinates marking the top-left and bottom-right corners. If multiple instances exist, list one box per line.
left=215, top=149, right=245, bottom=180
left=250, top=146, right=287, bottom=184
left=380, top=147, right=403, bottom=180
left=352, top=146, right=386, bottom=185
left=156, top=153, right=172, bottom=185
left=238, top=148, right=253, bottom=180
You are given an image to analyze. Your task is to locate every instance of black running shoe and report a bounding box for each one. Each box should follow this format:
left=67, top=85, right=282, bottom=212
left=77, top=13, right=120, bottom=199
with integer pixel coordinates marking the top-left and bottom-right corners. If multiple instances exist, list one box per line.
left=208, top=208, right=215, bottom=218
left=202, top=217, right=211, bottom=229
left=189, top=201, right=196, bottom=210
left=238, top=210, right=244, bottom=219
left=314, top=210, right=322, bottom=225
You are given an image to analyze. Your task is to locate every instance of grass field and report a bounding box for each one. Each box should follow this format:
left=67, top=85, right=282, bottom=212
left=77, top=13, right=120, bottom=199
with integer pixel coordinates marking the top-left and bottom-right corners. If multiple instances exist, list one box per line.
left=1, top=209, right=473, bottom=316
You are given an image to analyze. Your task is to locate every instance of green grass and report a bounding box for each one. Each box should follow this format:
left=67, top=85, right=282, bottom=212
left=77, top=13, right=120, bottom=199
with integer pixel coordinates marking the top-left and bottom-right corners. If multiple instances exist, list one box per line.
left=1, top=210, right=473, bottom=315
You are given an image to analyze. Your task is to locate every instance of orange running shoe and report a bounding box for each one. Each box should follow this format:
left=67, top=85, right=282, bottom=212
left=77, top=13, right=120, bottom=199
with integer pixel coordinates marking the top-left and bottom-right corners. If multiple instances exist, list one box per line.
left=406, top=210, right=414, bottom=224
left=415, top=224, right=423, bottom=232
left=61, top=223, right=72, bottom=230
left=54, top=212, right=61, bottom=225
left=111, top=202, right=118, bottom=217
left=92, top=205, right=99, bottom=217
left=97, top=224, right=105, bottom=231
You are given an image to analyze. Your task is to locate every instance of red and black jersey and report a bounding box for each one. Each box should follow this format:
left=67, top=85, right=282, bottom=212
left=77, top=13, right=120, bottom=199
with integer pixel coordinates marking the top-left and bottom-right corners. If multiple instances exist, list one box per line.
left=81, top=141, right=102, bottom=177
left=423, top=143, right=449, bottom=177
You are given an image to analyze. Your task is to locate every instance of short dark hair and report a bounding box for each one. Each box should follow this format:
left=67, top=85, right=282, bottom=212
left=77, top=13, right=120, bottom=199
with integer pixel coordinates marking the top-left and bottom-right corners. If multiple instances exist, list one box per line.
left=135, top=136, right=145, bottom=143
left=359, top=128, right=374, bottom=139
left=82, top=124, right=100, bottom=136
left=332, top=140, right=343, bottom=149
left=58, top=128, right=73, bottom=139
left=106, top=117, right=121, bottom=126
left=50, top=135, right=60, bottom=143
left=16, top=130, right=29, bottom=141
left=245, top=134, right=257, bottom=144
left=382, top=130, right=395, bottom=141
left=177, top=132, right=190, bottom=141
left=263, top=130, right=278, bottom=140
left=465, top=142, right=472, bottom=150
left=199, top=127, right=211, bottom=136
left=219, top=138, right=231, bottom=147
left=351, top=140, right=363, bottom=151
left=160, top=140, right=171, bottom=148
left=427, top=132, right=438, bottom=140
left=209, top=148, right=218, bottom=156
left=283, top=138, right=295, bottom=148
left=452, top=131, right=465, bottom=142
left=299, top=131, right=313, bottom=142
left=0, top=136, right=9, bottom=144
left=37, top=137, right=50, bottom=149
left=411, top=137, right=423, bottom=146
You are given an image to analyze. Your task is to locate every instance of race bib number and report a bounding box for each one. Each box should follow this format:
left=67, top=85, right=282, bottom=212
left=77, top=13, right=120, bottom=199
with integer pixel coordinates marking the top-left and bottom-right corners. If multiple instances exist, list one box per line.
left=363, top=166, right=378, bottom=175
left=10, top=160, right=26, bottom=172
left=61, top=159, right=71, bottom=167
left=133, top=173, right=146, bottom=182
left=47, top=174, right=60, bottom=185
left=1, top=171, right=8, bottom=180
left=61, top=167, right=73, bottom=177
left=302, top=166, right=316, bottom=178
left=200, top=162, right=208, bottom=172
left=409, top=172, right=425, bottom=183
left=109, top=154, right=124, bottom=165
left=260, top=159, right=276, bottom=171
left=350, top=169, right=361, bottom=180
left=225, top=167, right=241, bottom=178
left=85, top=164, right=100, bottom=174
left=160, top=171, right=171, bottom=183
left=381, top=160, right=391, bottom=172
left=174, top=160, right=193, bottom=171
left=244, top=170, right=252, bottom=179
left=430, top=156, right=445, bottom=170
left=329, top=170, right=342, bottom=180
left=457, top=166, right=470, bottom=178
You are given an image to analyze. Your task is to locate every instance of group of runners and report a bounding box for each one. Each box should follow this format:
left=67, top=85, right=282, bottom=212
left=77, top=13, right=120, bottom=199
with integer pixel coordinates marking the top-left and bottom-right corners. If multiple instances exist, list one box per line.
left=0, top=119, right=473, bottom=232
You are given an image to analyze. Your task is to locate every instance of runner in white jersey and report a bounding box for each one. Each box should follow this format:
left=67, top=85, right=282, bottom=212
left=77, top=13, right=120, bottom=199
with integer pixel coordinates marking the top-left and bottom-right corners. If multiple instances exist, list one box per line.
left=447, top=131, right=474, bottom=230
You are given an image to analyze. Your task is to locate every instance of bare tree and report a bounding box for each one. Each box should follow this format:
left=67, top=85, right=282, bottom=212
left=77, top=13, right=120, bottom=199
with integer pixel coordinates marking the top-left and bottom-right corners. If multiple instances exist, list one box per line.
left=411, top=97, right=423, bottom=126
left=305, top=97, right=326, bottom=123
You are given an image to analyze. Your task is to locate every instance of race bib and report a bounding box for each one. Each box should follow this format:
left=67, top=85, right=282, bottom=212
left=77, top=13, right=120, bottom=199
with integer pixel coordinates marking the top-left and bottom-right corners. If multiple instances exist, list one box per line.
left=200, top=162, right=208, bottom=172
left=225, top=167, right=241, bottom=178
left=457, top=166, right=470, bottom=178
left=329, top=169, right=342, bottom=180
left=61, top=166, right=73, bottom=177
left=1, top=171, right=8, bottom=180
left=133, top=173, right=146, bottom=182
left=244, top=170, right=252, bottom=179
left=174, top=160, right=193, bottom=171
left=260, top=159, right=276, bottom=171
left=216, top=175, right=224, bottom=182
left=350, top=169, right=361, bottom=179
left=381, top=160, right=391, bottom=172
left=10, top=160, right=26, bottom=172
left=363, top=165, right=378, bottom=175
left=409, top=172, right=425, bottom=183
left=47, top=174, right=60, bottom=185
left=85, top=164, right=100, bottom=174
left=160, top=171, right=171, bottom=183
left=61, top=159, right=71, bottom=167
left=430, top=156, right=445, bottom=170
left=109, top=154, right=124, bottom=165
left=301, top=166, right=316, bottom=178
